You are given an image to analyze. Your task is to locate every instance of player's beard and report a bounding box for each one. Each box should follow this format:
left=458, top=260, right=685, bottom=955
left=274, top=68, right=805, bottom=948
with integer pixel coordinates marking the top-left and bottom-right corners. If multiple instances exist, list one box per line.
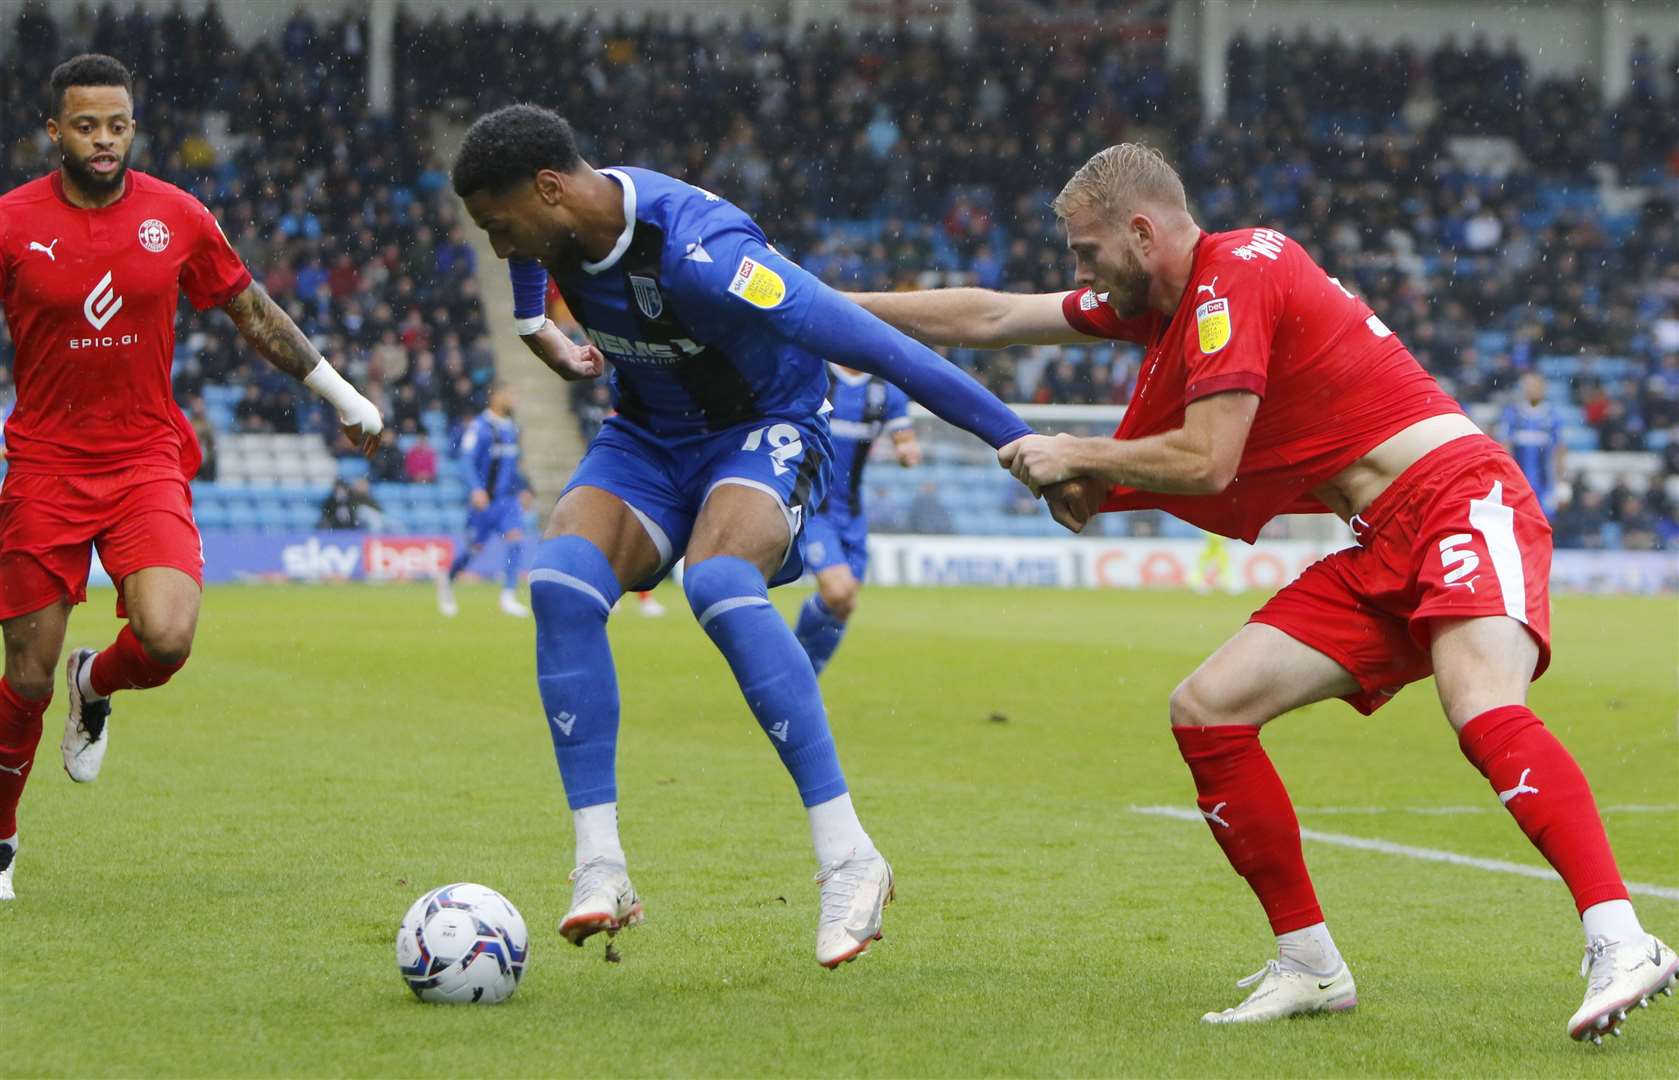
left=60, top=143, right=130, bottom=199
left=1102, top=244, right=1153, bottom=320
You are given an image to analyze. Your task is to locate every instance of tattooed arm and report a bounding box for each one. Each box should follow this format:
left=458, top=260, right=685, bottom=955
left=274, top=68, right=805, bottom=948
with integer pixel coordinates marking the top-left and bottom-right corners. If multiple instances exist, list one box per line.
left=221, top=282, right=385, bottom=456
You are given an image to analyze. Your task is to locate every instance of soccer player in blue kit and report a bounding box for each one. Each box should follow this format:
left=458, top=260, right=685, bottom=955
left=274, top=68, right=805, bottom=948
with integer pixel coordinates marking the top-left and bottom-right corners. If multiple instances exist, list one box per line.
left=451, top=104, right=1044, bottom=968
left=435, top=382, right=535, bottom=619
left=1497, top=372, right=1567, bottom=514
left=794, top=366, right=920, bottom=676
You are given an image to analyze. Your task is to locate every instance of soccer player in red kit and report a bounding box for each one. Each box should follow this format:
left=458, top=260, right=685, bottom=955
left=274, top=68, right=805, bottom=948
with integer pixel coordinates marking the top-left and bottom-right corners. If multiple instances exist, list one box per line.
left=850, top=144, right=1674, bottom=1041
left=0, top=56, right=384, bottom=900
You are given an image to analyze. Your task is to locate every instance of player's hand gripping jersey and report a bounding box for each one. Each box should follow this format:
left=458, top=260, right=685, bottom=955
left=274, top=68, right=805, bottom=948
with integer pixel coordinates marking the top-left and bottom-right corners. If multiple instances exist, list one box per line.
left=0, top=171, right=251, bottom=477
left=1063, top=228, right=1461, bottom=542
left=508, top=167, right=1027, bottom=449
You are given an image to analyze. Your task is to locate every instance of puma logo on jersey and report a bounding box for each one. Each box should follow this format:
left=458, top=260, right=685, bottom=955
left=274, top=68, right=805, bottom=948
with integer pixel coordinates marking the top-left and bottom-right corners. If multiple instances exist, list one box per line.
left=28, top=239, right=60, bottom=261
left=1498, top=768, right=1539, bottom=805
left=1196, top=277, right=1219, bottom=297
left=83, top=270, right=123, bottom=330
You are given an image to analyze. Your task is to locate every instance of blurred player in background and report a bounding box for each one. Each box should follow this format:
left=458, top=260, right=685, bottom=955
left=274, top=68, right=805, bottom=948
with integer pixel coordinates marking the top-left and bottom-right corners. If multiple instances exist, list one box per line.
left=452, top=104, right=1039, bottom=968
left=1191, top=531, right=1236, bottom=595
left=0, top=55, right=383, bottom=900
left=543, top=278, right=665, bottom=618
left=793, top=364, right=919, bottom=675
left=436, top=382, right=535, bottom=619
left=1498, top=371, right=1567, bottom=514
left=853, top=143, right=1673, bottom=1040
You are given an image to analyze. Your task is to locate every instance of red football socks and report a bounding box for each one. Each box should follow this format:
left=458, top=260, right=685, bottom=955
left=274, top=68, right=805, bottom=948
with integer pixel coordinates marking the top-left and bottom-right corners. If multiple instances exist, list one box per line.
left=90, top=624, right=187, bottom=697
left=0, top=678, right=49, bottom=838
left=1459, top=705, right=1628, bottom=914
left=1173, top=724, right=1323, bottom=934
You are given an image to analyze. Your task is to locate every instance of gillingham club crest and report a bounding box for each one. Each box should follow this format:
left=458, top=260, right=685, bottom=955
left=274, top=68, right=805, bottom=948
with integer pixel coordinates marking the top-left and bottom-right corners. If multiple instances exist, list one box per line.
left=629, top=274, right=664, bottom=319
left=138, top=218, right=172, bottom=253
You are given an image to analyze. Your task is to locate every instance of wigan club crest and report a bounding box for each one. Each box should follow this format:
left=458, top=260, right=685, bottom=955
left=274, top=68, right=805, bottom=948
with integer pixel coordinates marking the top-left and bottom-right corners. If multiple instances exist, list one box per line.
left=629, top=274, right=664, bottom=320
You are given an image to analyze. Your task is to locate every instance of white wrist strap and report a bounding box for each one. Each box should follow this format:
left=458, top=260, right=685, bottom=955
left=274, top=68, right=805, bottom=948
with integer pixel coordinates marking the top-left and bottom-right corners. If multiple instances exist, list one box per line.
left=514, top=315, right=548, bottom=336
left=303, top=358, right=362, bottom=412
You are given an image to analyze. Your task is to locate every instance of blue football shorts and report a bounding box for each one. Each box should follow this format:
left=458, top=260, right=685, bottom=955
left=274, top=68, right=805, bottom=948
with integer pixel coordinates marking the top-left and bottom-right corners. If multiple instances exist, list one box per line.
left=562, top=414, right=832, bottom=591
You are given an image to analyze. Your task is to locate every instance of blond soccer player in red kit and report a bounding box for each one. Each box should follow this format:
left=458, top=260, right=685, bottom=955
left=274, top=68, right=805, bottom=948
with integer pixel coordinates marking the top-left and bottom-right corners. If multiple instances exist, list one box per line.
left=850, top=144, right=1674, bottom=1043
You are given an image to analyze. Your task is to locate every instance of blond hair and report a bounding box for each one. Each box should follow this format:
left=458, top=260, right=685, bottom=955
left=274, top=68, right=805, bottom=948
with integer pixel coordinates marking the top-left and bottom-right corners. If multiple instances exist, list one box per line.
left=1052, top=143, right=1188, bottom=221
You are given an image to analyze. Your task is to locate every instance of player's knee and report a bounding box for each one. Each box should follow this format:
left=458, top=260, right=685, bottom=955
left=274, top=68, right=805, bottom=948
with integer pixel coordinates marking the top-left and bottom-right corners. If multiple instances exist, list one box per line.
left=1168, top=675, right=1229, bottom=728
left=5, top=668, right=54, bottom=702
left=530, top=535, right=618, bottom=623
left=683, top=556, right=764, bottom=622
left=822, top=580, right=859, bottom=621
left=135, top=620, right=195, bottom=668
left=3, top=639, right=60, bottom=701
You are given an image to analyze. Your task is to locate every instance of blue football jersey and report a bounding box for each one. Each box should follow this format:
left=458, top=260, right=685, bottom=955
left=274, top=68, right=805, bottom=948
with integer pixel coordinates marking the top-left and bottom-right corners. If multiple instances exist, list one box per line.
left=1498, top=400, right=1563, bottom=502
left=532, top=167, right=834, bottom=439
left=822, top=366, right=911, bottom=516
left=460, top=410, right=525, bottom=500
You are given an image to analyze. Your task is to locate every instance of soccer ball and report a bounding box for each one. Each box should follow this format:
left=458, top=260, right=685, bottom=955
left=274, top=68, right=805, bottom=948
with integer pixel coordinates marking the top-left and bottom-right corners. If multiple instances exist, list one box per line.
left=395, top=882, right=529, bottom=1004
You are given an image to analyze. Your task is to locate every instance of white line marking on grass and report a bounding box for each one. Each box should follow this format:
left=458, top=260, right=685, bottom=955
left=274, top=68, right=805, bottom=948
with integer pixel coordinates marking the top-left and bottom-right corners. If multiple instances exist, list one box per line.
left=1131, top=805, right=1679, bottom=902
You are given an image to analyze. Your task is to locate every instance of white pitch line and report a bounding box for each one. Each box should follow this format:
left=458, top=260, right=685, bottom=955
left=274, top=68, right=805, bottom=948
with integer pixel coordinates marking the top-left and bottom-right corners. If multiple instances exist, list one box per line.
left=1132, top=805, right=1679, bottom=902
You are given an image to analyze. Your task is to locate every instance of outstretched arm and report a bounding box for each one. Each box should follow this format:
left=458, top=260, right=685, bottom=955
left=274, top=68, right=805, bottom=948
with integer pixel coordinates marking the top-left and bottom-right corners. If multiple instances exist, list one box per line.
left=791, top=285, right=1031, bottom=449
left=845, top=289, right=1097, bottom=348
left=999, top=391, right=1261, bottom=497
left=221, top=282, right=384, bottom=457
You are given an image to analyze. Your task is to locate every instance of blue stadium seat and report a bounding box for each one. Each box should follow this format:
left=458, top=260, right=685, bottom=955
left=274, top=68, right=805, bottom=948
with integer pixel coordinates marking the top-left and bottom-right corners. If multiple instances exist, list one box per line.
left=254, top=503, right=291, bottom=531
left=195, top=503, right=231, bottom=530
left=1563, top=426, right=1600, bottom=451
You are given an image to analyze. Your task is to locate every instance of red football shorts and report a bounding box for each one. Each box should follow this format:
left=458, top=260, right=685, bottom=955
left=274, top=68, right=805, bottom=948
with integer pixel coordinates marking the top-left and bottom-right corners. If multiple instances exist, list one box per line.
left=0, top=468, right=204, bottom=621
left=1251, top=434, right=1552, bottom=715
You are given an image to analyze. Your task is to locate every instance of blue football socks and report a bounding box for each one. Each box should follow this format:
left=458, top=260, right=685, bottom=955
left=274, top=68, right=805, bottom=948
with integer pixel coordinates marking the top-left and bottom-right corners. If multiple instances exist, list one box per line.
left=793, top=593, right=847, bottom=676
left=503, top=537, right=524, bottom=590
left=684, top=556, right=848, bottom=806
left=530, top=535, right=622, bottom=809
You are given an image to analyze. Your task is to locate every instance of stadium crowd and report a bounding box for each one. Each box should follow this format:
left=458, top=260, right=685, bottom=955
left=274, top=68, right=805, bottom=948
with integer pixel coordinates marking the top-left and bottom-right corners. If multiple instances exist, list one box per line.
left=394, top=7, right=1678, bottom=548
left=0, top=0, right=496, bottom=493
left=1, top=3, right=1675, bottom=548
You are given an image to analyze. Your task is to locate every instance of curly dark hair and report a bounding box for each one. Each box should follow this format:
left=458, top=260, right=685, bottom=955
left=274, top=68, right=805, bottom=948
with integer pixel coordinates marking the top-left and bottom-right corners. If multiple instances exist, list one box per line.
left=451, top=104, right=583, bottom=198
left=48, top=53, right=134, bottom=117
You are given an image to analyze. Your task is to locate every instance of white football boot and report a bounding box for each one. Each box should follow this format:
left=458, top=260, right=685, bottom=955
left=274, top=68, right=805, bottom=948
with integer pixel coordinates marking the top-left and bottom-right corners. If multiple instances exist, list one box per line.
left=560, top=857, right=643, bottom=945
left=498, top=589, right=530, bottom=618
left=1201, top=959, right=1358, bottom=1023
left=435, top=574, right=459, bottom=617
left=1569, top=934, right=1678, bottom=1043
left=61, top=649, right=112, bottom=783
left=814, top=848, right=893, bottom=968
left=0, top=837, right=15, bottom=901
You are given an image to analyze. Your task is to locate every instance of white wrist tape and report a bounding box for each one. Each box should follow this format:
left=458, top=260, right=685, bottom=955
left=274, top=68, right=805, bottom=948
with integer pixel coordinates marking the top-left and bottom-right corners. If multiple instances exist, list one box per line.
left=515, top=315, right=548, bottom=336
left=303, top=358, right=361, bottom=410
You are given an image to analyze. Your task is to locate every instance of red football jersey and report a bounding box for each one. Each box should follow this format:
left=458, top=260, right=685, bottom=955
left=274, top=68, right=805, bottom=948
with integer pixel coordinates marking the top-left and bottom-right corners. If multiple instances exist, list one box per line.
left=1063, top=227, right=1461, bottom=541
left=0, top=170, right=252, bottom=476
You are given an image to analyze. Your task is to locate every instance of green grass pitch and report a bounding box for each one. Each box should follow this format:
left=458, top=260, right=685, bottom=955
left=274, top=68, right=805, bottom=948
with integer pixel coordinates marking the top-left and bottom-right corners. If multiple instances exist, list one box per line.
left=3, top=582, right=1675, bottom=1076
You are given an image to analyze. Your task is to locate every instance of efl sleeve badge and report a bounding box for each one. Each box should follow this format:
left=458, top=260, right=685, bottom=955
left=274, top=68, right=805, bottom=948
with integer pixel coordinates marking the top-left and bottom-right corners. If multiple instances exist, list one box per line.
left=1195, top=297, right=1231, bottom=355
left=726, top=255, right=787, bottom=309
